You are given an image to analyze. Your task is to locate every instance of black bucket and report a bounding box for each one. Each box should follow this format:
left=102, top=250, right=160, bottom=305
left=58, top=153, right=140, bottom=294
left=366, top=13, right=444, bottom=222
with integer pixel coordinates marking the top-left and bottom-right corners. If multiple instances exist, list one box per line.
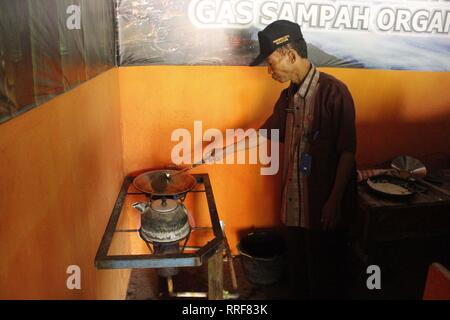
left=237, top=230, right=286, bottom=285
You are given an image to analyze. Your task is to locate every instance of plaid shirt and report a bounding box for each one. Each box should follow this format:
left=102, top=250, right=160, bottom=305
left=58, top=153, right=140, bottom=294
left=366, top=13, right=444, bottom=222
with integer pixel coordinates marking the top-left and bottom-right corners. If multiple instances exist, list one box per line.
left=260, top=66, right=357, bottom=229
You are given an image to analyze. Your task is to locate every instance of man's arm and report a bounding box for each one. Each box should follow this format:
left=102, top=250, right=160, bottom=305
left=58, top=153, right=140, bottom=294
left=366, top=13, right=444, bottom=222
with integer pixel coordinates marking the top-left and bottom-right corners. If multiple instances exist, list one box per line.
left=209, top=130, right=266, bottom=161
left=208, top=89, right=288, bottom=162
left=331, top=151, right=355, bottom=201
left=321, top=80, right=357, bottom=230
left=321, top=151, right=355, bottom=230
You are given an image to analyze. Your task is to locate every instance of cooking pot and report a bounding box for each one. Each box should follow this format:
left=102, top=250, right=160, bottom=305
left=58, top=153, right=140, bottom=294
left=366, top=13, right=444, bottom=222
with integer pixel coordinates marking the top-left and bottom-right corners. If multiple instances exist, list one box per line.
left=132, top=198, right=190, bottom=243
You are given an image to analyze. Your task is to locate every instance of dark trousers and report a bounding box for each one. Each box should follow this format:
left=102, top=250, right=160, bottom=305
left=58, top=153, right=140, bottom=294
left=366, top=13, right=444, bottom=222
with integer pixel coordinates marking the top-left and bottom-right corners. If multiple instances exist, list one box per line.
left=282, top=226, right=349, bottom=300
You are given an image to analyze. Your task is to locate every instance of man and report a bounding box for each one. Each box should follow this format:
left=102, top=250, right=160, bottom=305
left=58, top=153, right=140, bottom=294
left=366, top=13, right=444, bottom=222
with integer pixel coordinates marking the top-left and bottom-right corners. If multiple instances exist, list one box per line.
left=249, top=20, right=357, bottom=299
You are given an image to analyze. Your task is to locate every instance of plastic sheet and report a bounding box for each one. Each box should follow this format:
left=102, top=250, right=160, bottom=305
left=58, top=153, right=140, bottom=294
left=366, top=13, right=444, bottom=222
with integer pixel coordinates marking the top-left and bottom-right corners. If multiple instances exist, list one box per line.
left=0, top=0, right=115, bottom=124
left=3, top=0, right=447, bottom=124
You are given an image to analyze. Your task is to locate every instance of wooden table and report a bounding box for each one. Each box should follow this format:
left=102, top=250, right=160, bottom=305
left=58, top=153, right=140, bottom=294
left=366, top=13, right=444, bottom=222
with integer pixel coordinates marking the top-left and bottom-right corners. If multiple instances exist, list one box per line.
left=356, top=175, right=450, bottom=253
left=352, top=172, right=450, bottom=298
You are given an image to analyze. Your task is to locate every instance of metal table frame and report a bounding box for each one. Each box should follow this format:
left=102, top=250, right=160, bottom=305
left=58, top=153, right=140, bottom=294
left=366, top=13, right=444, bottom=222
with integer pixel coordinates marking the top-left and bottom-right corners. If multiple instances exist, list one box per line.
left=94, top=174, right=232, bottom=299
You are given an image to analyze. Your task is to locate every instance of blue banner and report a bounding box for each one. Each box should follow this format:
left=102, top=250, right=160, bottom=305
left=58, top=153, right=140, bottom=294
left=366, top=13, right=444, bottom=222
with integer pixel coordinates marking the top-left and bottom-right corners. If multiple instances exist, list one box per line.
left=117, top=0, right=450, bottom=71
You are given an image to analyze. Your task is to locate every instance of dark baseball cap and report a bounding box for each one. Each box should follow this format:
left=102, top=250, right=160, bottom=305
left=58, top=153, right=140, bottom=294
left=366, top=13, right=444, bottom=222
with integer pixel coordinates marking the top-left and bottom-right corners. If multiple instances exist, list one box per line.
left=250, top=20, right=304, bottom=66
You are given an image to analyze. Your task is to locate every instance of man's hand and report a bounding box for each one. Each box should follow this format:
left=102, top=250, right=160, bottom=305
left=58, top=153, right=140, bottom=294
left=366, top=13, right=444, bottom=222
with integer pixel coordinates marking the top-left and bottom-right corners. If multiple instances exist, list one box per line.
left=165, top=163, right=185, bottom=171
left=321, top=195, right=341, bottom=231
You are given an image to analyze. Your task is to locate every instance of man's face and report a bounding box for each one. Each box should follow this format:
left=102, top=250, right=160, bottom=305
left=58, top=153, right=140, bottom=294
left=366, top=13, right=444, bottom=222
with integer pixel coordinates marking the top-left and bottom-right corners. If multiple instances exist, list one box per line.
left=266, top=50, right=294, bottom=83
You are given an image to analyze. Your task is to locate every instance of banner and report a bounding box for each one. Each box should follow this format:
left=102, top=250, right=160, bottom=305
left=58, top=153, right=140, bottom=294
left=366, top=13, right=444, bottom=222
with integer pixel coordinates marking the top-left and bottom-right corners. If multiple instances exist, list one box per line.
left=117, top=0, right=450, bottom=70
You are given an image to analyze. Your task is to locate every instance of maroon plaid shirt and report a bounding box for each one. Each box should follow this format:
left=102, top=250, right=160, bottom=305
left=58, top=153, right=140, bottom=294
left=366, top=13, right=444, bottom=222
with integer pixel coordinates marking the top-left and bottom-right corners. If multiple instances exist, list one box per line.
left=260, top=66, right=357, bottom=229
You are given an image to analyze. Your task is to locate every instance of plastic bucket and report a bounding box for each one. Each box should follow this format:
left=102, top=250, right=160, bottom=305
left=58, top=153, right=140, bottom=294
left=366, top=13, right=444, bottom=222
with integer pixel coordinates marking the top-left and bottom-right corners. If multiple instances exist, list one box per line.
left=237, top=231, right=286, bottom=285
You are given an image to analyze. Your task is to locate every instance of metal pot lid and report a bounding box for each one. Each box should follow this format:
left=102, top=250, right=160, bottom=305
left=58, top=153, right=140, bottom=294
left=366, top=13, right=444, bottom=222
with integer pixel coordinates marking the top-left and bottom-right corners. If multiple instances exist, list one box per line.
left=391, top=155, right=427, bottom=178
left=133, top=169, right=196, bottom=196
left=150, top=198, right=178, bottom=212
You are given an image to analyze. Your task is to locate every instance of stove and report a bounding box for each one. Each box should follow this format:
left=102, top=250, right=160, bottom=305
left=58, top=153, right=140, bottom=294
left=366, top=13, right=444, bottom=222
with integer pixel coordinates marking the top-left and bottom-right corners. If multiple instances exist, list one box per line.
left=94, top=173, right=238, bottom=299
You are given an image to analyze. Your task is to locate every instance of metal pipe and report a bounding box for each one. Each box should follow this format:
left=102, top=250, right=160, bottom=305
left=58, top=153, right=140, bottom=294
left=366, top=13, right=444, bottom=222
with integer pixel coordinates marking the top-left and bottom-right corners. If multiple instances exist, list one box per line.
left=170, top=292, right=207, bottom=298
left=167, top=276, right=173, bottom=295
left=220, top=221, right=238, bottom=291
left=169, top=291, right=240, bottom=299
left=192, top=226, right=213, bottom=231
left=182, top=246, right=201, bottom=251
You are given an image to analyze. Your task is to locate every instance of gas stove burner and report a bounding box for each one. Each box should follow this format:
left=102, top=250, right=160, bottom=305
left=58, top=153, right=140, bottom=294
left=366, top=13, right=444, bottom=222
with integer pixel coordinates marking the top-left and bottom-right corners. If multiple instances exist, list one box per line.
left=144, top=241, right=183, bottom=278
left=138, top=225, right=190, bottom=245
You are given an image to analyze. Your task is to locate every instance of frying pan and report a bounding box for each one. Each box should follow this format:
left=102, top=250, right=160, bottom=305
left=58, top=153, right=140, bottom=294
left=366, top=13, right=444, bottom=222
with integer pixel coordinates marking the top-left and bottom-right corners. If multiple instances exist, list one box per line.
left=366, top=174, right=416, bottom=199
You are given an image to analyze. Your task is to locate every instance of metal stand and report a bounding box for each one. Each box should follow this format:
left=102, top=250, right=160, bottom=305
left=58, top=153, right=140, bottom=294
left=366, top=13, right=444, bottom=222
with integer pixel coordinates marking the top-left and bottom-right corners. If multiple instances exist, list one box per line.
left=94, top=174, right=239, bottom=300
left=163, top=224, right=239, bottom=300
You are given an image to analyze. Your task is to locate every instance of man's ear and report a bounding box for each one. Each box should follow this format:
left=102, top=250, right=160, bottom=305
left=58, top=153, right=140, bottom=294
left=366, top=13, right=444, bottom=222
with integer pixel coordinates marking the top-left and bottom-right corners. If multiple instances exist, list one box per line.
left=288, top=50, right=296, bottom=64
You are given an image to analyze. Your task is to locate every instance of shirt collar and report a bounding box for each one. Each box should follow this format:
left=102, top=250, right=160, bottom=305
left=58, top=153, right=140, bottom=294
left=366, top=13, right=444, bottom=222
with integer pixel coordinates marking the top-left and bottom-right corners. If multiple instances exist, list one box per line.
left=295, top=64, right=316, bottom=99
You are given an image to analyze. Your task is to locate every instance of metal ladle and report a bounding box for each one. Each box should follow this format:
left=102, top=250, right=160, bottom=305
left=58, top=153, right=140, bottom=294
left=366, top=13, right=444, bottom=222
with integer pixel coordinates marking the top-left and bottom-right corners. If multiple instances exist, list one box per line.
left=150, top=161, right=203, bottom=193
left=151, top=145, right=229, bottom=193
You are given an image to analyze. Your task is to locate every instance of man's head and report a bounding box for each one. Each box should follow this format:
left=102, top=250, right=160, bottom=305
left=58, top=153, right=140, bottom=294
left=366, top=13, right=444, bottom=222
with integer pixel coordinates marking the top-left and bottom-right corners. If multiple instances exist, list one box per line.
left=250, top=20, right=309, bottom=83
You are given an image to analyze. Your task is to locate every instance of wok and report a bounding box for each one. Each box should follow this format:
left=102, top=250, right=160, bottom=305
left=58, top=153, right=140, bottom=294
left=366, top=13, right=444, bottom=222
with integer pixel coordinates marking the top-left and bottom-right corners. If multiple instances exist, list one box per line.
left=133, top=169, right=197, bottom=198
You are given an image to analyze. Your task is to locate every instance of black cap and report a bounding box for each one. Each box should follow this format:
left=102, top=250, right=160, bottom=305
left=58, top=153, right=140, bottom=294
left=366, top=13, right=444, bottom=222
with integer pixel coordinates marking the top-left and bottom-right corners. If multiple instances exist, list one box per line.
left=250, top=20, right=304, bottom=66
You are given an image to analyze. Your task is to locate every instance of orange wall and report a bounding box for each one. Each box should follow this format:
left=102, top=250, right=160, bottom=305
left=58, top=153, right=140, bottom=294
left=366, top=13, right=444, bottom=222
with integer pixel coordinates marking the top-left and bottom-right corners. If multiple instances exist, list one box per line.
left=0, top=65, right=448, bottom=298
left=0, top=69, right=129, bottom=299
left=327, top=68, right=450, bottom=169
left=118, top=66, right=450, bottom=252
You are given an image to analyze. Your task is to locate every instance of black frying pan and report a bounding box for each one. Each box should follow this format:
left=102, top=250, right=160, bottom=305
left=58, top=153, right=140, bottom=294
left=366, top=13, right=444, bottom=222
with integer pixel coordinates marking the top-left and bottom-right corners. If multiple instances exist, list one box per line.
left=366, top=174, right=417, bottom=199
